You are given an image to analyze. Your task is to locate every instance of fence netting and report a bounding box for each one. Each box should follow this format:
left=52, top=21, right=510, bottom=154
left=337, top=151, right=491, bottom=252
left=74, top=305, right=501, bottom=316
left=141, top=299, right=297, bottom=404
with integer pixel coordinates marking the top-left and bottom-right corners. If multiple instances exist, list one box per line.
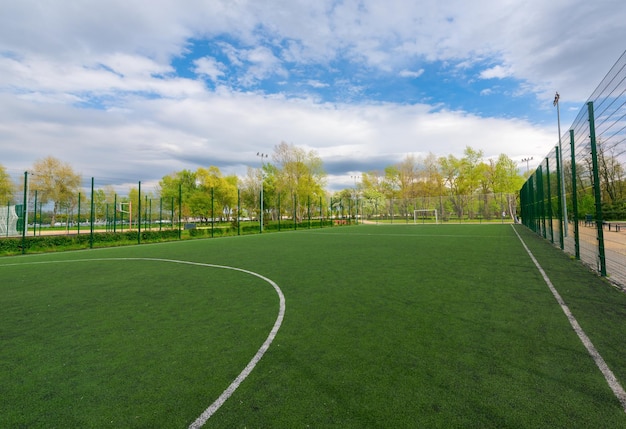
left=2, top=167, right=517, bottom=241
left=520, top=49, right=626, bottom=287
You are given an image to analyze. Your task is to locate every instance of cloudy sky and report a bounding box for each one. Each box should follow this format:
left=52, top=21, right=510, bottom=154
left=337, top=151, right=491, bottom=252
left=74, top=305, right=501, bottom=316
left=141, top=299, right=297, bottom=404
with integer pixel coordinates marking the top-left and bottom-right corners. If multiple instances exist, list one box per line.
left=1, top=0, right=625, bottom=192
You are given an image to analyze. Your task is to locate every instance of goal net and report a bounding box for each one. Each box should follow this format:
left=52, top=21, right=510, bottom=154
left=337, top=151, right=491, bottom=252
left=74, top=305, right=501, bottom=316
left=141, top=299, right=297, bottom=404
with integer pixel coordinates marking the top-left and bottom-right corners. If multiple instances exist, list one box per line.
left=413, top=209, right=438, bottom=224
left=1, top=205, right=21, bottom=237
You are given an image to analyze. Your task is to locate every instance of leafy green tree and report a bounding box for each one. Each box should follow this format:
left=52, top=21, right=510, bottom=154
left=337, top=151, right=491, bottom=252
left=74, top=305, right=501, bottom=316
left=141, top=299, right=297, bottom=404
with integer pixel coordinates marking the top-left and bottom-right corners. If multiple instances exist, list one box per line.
left=0, top=164, right=15, bottom=205
left=273, top=142, right=326, bottom=221
left=30, top=156, right=82, bottom=226
left=158, top=169, right=197, bottom=220
left=196, top=166, right=238, bottom=221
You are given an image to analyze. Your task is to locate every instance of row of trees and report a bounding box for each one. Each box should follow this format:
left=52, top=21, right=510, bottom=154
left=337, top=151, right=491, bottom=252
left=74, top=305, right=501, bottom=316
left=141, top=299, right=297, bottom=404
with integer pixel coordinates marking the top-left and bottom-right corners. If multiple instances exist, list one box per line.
left=338, top=147, right=524, bottom=219
left=1, top=143, right=527, bottom=225
left=158, top=142, right=326, bottom=222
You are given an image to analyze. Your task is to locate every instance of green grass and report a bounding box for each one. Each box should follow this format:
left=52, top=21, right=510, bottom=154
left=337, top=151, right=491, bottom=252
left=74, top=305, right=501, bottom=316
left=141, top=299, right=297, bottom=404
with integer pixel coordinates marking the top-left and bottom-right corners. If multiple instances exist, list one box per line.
left=1, top=224, right=626, bottom=428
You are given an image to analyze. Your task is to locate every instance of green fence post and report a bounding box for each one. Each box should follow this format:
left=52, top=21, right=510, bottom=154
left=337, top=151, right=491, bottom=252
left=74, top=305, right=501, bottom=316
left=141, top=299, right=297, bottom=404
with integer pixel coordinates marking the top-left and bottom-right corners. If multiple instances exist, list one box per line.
left=588, top=101, right=606, bottom=276
left=569, top=129, right=580, bottom=259
left=211, top=187, right=215, bottom=238
left=159, top=198, right=163, bottom=231
left=77, top=192, right=81, bottom=235
left=259, top=189, right=263, bottom=234
left=320, top=197, right=324, bottom=228
left=293, top=194, right=297, bottom=230
left=178, top=183, right=182, bottom=240
left=238, top=188, right=241, bottom=236
left=33, top=190, right=38, bottom=236
left=138, top=181, right=142, bottom=245
left=348, top=198, right=352, bottom=225
left=90, top=178, right=95, bottom=249
left=21, top=171, right=27, bottom=254
left=537, top=166, right=546, bottom=237
left=278, top=193, right=281, bottom=231
left=171, top=197, right=174, bottom=231
left=555, top=146, right=564, bottom=249
left=113, top=194, right=117, bottom=232
left=545, top=158, right=554, bottom=243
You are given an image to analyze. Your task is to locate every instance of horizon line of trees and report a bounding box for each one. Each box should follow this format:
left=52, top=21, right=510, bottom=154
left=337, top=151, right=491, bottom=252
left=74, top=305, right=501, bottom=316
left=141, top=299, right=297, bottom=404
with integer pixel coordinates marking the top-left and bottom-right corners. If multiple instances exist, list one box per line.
left=1, top=143, right=530, bottom=224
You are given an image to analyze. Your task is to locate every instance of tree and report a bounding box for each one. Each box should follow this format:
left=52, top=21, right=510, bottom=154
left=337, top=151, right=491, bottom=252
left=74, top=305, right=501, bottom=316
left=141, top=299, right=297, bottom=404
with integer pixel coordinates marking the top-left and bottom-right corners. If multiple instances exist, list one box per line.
left=0, top=165, right=15, bottom=205
left=273, top=142, right=326, bottom=221
left=196, top=166, right=239, bottom=221
left=157, top=169, right=197, bottom=221
left=30, top=156, right=82, bottom=226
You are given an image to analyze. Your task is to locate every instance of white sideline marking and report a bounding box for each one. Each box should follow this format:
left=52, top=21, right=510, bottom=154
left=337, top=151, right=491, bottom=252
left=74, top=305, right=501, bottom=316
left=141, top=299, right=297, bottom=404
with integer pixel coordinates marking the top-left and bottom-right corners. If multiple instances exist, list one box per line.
left=0, top=257, right=286, bottom=426
left=512, top=226, right=626, bottom=412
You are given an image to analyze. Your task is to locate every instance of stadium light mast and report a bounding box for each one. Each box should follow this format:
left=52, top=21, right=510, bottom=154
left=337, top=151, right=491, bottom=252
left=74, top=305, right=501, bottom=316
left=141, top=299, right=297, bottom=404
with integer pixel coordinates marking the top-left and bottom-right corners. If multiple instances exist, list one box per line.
left=554, top=92, right=568, bottom=237
left=521, top=157, right=533, bottom=173
left=257, top=152, right=268, bottom=232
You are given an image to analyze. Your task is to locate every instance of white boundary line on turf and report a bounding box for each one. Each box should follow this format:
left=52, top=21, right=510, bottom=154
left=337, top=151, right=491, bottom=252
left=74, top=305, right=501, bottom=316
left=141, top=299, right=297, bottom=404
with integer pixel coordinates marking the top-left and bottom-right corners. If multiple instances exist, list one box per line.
left=511, top=225, right=626, bottom=412
left=0, top=257, right=286, bottom=427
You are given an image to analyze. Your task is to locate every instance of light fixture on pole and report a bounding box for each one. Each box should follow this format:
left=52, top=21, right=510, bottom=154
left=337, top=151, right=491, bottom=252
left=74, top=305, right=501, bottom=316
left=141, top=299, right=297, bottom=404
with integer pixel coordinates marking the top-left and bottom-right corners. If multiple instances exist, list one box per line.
left=256, top=152, right=268, bottom=232
left=521, top=157, right=533, bottom=173
left=554, top=92, right=568, bottom=237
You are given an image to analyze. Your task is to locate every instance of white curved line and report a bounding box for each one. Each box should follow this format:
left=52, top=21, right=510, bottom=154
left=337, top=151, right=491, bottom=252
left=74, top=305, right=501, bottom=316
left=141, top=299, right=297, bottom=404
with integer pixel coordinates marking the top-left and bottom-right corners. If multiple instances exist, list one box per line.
left=0, top=257, right=286, bottom=426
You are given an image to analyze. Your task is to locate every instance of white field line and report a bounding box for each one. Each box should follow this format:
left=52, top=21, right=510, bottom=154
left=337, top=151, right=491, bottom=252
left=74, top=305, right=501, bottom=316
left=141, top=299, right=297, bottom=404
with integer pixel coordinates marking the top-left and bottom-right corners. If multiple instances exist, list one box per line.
left=0, top=257, right=286, bottom=427
left=512, top=226, right=626, bottom=412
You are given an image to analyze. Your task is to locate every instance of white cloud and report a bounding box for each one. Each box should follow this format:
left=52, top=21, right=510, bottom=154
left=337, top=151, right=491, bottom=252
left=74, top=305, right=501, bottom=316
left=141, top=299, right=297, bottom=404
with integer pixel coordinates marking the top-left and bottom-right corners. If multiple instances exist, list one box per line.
left=305, top=80, right=330, bottom=88
left=479, top=65, right=512, bottom=80
left=1, top=0, right=624, bottom=190
left=193, top=57, right=225, bottom=81
left=0, top=87, right=554, bottom=190
left=399, top=69, right=425, bottom=78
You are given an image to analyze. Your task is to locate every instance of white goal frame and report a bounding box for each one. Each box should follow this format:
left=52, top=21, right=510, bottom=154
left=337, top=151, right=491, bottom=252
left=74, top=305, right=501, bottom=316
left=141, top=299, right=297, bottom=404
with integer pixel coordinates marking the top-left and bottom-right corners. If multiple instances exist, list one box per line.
left=1, top=205, right=20, bottom=237
left=413, top=209, right=438, bottom=224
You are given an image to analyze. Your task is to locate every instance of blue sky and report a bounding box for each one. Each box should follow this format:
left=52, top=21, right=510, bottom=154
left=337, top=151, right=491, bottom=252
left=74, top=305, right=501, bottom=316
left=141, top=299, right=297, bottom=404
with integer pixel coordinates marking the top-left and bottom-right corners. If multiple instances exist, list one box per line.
left=1, top=0, right=625, bottom=191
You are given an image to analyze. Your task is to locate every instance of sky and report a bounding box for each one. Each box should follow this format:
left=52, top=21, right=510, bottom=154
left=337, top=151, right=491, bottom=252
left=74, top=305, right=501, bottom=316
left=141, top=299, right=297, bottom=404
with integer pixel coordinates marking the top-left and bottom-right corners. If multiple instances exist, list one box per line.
left=1, top=0, right=625, bottom=192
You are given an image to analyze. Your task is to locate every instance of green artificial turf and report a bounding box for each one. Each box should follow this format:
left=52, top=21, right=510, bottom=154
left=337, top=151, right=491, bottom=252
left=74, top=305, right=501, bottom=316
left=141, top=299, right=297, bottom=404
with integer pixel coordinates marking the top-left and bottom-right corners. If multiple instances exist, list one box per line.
left=1, top=224, right=625, bottom=428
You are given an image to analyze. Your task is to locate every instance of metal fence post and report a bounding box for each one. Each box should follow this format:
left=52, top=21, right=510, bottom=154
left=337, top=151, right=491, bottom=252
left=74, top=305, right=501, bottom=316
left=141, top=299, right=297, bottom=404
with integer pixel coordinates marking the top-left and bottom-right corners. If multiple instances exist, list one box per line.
left=21, top=171, right=27, bottom=254
left=569, top=129, right=580, bottom=259
left=211, top=187, right=215, bottom=238
left=545, top=158, right=553, bottom=243
left=555, top=146, right=564, bottom=249
left=90, top=178, right=95, bottom=249
left=588, top=101, right=606, bottom=276
left=537, top=166, right=546, bottom=238
left=137, top=181, right=141, bottom=245
left=178, top=183, right=182, bottom=240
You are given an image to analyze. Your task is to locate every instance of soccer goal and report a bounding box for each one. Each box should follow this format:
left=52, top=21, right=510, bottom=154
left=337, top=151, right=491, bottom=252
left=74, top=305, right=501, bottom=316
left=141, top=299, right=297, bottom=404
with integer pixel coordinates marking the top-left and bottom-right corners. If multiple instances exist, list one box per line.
left=1, top=205, right=21, bottom=237
left=413, top=209, right=438, bottom=224
left=118, top=201, right=132, bottom=230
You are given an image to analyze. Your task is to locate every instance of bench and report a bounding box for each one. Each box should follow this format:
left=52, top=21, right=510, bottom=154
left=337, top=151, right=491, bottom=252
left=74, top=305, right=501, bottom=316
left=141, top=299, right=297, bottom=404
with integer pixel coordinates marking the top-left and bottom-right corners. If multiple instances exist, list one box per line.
left=584, top=214, right=594, bottom=226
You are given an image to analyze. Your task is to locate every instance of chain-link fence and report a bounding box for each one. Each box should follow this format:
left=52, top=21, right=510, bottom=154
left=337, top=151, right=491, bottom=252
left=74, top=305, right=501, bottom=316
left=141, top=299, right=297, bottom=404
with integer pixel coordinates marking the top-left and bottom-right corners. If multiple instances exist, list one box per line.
left=1, top=172, right=345, bottom=252
left=2, top=164, right=518, bottom=248
left=356, top=193, right=516, bottom=223
left=520, top=49, right=626, bottom=287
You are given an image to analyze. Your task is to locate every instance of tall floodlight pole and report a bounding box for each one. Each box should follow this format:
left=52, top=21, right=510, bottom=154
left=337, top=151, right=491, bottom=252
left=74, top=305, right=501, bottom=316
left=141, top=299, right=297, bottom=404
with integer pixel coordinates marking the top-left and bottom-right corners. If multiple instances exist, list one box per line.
left=521, top=157, right=533, bottom=173
left=554, top=92, right=568, bottom=237
left=257, top=152, right=268, bottom=232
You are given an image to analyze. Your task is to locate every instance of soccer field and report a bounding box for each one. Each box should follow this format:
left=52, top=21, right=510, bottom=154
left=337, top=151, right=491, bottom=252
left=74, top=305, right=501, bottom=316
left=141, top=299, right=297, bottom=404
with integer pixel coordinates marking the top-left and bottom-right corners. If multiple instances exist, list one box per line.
left=1, top=224, right=626, bottom=428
